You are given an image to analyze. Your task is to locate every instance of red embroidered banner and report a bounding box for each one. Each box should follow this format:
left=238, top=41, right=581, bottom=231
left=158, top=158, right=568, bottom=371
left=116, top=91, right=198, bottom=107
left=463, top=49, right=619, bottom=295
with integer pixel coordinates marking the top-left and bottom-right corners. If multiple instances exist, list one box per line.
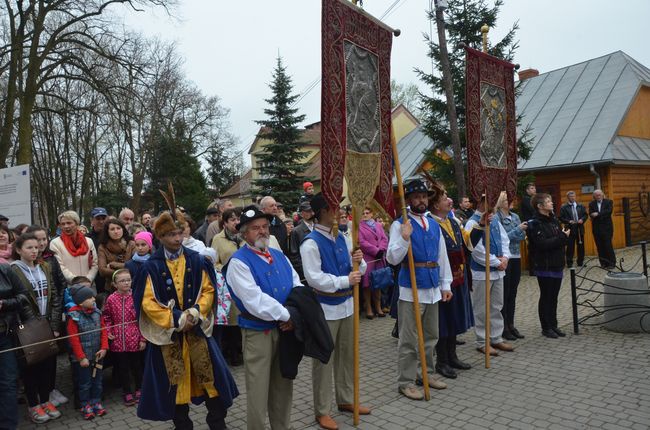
left=465, top=46, right=517, bottom=207
left=321, top=0, right=395, bottom=217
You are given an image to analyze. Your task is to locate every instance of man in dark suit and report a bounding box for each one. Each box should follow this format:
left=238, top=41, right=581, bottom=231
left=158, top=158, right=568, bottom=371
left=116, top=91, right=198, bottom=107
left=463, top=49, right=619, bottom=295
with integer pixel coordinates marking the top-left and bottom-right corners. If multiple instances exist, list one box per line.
left=520, top=183, right=536, bottom=222
left=588, top=189, right=616, bottom=269
left=289, top=202, right=315, bottom=280
left=559, top=191, right=588, bottom=267
left=260, top=196, right=289, bottom=254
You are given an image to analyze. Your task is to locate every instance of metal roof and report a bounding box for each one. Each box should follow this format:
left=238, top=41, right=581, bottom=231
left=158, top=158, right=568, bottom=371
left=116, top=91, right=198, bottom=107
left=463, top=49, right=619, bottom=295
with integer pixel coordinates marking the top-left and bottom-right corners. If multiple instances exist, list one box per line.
left=517, top=51, right=650, bottom=171
left=394, top=125, right=434, bottom=182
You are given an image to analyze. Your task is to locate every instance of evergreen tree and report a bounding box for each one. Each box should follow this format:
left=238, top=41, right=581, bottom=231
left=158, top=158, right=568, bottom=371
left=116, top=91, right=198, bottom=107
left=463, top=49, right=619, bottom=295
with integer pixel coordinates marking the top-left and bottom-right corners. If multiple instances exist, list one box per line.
left=147, top=120, right=210, bottom=219
left=417, top=0, right=533, bottom=198
left=206, top=134, right=245, bottom=197
left=252, top=56, right=309, bottom=206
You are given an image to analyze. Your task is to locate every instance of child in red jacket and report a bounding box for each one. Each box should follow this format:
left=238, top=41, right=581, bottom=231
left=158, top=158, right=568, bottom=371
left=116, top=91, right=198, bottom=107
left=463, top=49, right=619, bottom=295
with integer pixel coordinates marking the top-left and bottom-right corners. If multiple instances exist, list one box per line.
left=101, top=269, right=146, bottom=406
left=67, top=284, right=108, bottom=420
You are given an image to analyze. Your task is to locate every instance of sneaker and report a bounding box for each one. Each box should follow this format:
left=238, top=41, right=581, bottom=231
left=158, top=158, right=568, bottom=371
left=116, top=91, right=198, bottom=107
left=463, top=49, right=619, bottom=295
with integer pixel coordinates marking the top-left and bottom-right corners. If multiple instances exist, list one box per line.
left=49, top=389, right=69, bottom=407
left=135, top=390, right=141, bottom=402
left=28, top=406, right=50, bottom=423
left=93, top=402, right=107, bottom=417
left=123, top=393, right=136, bottom=406
left=81, top=405, right=95, bottom=420
left=41, top=402, right=62, bottom=419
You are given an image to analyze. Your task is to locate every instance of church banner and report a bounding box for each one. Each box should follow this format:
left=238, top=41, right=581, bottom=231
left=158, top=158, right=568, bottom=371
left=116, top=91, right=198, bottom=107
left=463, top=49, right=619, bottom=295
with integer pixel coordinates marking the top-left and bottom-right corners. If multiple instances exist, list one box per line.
left=465, top=46, right=517, bottom=206
left=321, top=0, right=395, bottom=217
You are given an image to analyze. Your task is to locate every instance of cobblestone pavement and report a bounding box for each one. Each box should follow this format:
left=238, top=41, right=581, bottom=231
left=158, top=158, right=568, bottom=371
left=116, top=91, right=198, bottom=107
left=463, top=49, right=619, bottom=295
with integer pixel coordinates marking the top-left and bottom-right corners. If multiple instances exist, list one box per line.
left=18, top=247, right=650, bottom=430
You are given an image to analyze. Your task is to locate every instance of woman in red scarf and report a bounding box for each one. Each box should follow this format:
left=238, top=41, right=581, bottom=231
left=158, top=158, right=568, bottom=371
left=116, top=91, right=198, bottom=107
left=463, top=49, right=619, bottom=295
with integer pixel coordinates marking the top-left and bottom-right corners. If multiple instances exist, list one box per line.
left=49, top=211, right=98, bottom=283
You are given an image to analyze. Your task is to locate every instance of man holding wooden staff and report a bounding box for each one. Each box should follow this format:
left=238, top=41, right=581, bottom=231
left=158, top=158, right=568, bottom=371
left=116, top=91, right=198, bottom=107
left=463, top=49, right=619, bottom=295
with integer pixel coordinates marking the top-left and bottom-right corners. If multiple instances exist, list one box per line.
left=386, top=179, right=452, bottom=400
left=301, top=193, right=370, bottom=430
left=466, top=199, right=514, bottom=356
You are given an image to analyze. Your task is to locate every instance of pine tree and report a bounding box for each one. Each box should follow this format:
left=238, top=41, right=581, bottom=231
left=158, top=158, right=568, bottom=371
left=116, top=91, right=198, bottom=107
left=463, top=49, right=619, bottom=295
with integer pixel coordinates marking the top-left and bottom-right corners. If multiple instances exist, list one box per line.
left=417, top=0, right=533, bottom=198
left=147, top=120, right=210, bottom=219
left=206, top=134, right=245, bottom=197
left=252, top=57, right=309, bottom=207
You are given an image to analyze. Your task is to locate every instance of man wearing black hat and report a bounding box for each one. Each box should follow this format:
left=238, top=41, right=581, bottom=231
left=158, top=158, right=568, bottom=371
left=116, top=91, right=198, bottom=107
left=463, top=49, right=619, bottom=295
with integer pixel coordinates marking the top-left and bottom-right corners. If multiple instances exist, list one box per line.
left=386, top=179, right=453, bottom=400
left=226, top=205, right=302, bottom=430
left=0, top=214, right=8, bottom=228
left=289, top=201, right=315, bottom=279
left=194, top=205, right=221, bottom=245
left=300, top=194, right=369, bottom=430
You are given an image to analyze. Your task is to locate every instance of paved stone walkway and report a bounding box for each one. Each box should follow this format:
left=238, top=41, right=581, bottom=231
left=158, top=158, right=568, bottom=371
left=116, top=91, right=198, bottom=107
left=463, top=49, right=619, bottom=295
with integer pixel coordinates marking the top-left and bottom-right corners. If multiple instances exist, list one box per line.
left=17, top=247, right=650, bottom=429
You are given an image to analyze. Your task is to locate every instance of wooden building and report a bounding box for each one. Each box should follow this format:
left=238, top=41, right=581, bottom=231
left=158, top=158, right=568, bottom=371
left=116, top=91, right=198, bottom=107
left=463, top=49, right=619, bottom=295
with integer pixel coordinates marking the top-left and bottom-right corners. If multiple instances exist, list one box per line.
left=517, top=51, right=650, bottom=255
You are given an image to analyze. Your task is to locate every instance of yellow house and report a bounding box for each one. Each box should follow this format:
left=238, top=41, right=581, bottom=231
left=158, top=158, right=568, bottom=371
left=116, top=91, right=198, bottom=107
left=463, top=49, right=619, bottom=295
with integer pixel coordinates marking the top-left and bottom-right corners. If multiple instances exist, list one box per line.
left=222, top=104, right=426, bottom=209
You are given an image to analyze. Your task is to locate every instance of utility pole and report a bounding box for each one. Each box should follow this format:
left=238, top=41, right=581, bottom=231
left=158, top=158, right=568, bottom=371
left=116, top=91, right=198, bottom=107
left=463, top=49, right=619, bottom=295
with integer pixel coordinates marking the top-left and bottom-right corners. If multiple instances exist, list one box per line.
left=433, top=0, right=466, bottom=198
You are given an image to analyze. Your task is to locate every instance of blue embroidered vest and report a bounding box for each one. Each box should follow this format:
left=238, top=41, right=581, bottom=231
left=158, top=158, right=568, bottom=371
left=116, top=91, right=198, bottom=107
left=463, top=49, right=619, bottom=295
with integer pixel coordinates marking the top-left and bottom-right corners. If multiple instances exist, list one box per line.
left=228, top=246, right=294, bottom=330
left=68, top=307, right=102, bottom=362
left=303, top=230, right=353, bottom=305
left=397, top=215, right=440, bottom=289
left=469, top=213, right=503, bottom=272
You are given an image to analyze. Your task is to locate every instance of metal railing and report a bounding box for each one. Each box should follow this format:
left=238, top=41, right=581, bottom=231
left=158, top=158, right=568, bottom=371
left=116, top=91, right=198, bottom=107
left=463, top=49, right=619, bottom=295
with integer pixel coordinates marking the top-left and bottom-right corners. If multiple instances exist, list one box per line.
left=570, top=241, right=650, bottom=334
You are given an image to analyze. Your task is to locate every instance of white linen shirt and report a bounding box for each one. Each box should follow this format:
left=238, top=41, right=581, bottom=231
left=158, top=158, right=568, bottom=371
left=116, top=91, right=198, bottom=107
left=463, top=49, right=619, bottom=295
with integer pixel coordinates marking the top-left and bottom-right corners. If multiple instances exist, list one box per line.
left=226, top=244, right=302, bottom=323
left=386, top=213, right=452, bottom=304
left=301, top=224, right=367, bottom=320
left=465, top=212, right=511, bottom=281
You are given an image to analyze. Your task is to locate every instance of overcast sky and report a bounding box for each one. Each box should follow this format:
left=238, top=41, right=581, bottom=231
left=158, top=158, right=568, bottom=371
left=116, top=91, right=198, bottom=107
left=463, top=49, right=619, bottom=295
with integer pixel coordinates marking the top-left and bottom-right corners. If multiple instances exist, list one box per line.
left=121, top=0, right=650, bottom=162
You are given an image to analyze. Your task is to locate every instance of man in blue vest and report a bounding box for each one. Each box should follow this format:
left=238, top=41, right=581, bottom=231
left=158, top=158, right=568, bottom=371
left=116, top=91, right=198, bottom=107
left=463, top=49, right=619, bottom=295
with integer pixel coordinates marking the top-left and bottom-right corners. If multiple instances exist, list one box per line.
left=466, top=197, right=514, bottom=356
left=226, top=205, right=302, bottom=430
left=301, top=193, right=369, bottom=430
left=386, top=179, right=453, bottom=401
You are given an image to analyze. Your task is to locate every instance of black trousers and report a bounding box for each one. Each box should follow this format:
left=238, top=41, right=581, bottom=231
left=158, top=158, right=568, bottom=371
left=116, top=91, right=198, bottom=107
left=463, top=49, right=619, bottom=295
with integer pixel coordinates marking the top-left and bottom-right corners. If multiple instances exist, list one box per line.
left=112, top=351, right=143, bottom=394
left=593, top=228, right=616, bottom=268
left=501, top=258, right=521, bottom=328
left=173, top=396, right=227, bottom=430
left=537, top=276, right=562, bottom=330
left=435, top=336, right=459, bottom=365
left=22, top=354, right=57, bottom=407
left=566, top=228, right=585, bottom=266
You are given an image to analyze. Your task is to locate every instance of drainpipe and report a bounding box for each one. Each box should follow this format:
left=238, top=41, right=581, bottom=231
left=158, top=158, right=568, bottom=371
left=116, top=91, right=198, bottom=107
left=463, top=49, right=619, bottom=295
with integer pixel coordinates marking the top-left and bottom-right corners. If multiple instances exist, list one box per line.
left=589, top=164, right=602, bottom=190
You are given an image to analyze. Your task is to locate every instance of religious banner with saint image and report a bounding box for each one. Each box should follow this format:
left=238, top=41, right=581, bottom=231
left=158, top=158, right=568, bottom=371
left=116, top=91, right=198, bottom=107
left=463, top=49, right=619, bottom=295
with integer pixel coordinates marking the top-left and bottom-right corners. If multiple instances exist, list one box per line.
left=465, top=46, right=518, bottom=206
left=321, top=0, right=395, bottom=216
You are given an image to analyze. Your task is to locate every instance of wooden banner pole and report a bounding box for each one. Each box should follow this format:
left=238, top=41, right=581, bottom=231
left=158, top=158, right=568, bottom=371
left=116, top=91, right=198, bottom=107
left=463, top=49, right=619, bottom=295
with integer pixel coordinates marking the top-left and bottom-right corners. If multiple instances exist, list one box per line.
left=484, top=193, right=491, bottom=369
left=351, top=206, right=361, bottom=425
left=390, top=129, right=431, bottom=400
left=481, top=23, right=491, bottom=369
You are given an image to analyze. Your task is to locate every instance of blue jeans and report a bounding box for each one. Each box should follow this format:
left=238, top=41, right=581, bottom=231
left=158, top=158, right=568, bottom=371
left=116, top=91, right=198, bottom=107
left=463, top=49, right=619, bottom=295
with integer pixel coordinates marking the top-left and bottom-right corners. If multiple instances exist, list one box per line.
left=74, top=361, right=103, bottom=406
left=0, top=334, right=18, bottom=429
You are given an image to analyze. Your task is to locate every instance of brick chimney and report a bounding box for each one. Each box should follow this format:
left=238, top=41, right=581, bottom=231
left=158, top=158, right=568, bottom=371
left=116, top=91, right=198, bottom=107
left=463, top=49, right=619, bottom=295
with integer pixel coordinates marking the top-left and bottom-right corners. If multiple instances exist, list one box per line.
left=518, top=68, right=539, bottom=81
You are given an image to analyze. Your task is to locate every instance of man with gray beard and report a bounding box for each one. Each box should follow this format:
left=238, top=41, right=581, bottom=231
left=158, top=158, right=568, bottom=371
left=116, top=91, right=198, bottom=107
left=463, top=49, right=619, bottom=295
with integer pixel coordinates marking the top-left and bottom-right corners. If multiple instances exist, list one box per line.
left=225, top=205, right=302, bottom=430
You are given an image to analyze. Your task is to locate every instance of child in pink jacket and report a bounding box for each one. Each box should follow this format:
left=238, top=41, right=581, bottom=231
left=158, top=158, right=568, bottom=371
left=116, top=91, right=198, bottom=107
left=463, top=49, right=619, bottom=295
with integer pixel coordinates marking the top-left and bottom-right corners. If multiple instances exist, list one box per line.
left=101, top=269, right=146, bottom=406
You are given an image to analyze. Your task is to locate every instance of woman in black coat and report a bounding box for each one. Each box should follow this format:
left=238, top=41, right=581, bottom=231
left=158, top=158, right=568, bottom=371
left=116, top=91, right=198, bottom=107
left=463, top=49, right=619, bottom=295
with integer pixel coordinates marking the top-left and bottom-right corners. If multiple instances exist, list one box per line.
left=0, top=262, right=36, bottom=428
left=527, top=193, right=570, bottom=338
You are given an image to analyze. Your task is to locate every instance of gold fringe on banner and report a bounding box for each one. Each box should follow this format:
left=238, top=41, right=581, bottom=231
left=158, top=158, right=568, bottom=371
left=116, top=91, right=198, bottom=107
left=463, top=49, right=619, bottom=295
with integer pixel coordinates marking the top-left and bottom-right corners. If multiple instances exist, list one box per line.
left=344, top=150, right=382, bottom=208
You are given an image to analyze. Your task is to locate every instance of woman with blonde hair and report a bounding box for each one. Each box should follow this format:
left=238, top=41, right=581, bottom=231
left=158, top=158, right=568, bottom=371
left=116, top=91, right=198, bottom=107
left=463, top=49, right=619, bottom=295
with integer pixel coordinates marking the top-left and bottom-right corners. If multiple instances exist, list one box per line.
left=494, top=191, right=527, bottom=340
left=49, top=211, right=98, bottom=283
